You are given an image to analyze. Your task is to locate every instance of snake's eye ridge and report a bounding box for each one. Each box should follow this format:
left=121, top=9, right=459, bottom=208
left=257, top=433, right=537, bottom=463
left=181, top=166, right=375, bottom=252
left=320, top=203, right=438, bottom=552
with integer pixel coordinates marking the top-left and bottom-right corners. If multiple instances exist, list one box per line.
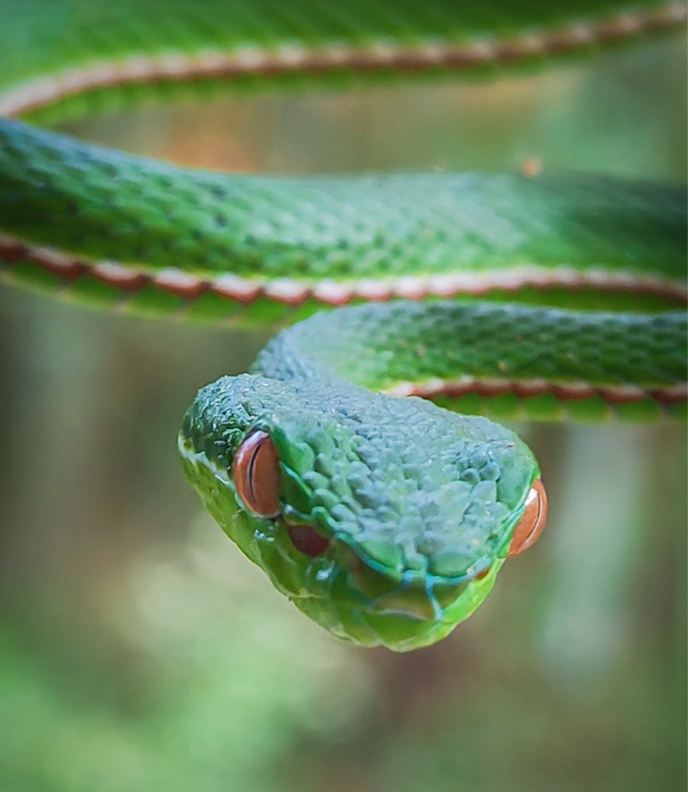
left=232, top=430, right=281, bottom=517
left=287, top=524, right=329, bottom=557
left=508, top=478, right=548, bottom=557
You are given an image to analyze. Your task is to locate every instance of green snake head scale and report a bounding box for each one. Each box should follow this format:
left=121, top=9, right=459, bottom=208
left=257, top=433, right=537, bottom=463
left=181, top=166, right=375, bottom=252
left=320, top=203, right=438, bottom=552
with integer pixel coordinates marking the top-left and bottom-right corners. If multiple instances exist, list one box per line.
left=179, top=373, right=545, bottom=652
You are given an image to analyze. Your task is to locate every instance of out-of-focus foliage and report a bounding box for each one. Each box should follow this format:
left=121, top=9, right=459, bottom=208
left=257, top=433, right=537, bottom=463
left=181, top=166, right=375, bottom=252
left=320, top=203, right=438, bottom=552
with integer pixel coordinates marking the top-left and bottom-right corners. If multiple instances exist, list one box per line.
left=0, top=521, right=372, bottom=792
left=0, top=34, right=685, bottom=792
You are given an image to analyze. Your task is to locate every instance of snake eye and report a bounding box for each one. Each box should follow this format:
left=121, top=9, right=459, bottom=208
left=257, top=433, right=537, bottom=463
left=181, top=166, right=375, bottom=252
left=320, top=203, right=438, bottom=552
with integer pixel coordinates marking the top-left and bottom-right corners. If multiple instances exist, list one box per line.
left=508, top=478, right=548, bottom=557
left=232, top=430, right=280, bottom=517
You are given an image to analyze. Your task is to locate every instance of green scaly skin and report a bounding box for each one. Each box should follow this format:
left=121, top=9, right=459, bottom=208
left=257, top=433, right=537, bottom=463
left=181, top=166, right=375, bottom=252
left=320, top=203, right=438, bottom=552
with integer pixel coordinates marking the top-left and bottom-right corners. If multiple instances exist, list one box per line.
left=179, top=374, right=537, bottom=650
left=0, top=0, right=686, bottom=650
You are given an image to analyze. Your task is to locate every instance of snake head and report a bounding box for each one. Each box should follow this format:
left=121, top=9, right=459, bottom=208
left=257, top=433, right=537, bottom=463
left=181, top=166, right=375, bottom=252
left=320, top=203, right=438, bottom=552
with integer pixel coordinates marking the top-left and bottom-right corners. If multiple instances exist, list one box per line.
left=179, top=374, right=546, bottom=651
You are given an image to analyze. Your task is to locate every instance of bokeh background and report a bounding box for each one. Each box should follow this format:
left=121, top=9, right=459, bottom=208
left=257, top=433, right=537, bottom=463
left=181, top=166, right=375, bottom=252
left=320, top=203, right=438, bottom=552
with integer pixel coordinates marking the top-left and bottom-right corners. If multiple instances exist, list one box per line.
left=0, top=32, right=686, bottom=792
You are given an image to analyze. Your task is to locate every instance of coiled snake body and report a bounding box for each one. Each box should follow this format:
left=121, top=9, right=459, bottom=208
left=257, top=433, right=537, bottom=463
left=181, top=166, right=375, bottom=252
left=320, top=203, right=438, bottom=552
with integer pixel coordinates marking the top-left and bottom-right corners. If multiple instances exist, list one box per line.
left=0, top=0, right=685, bottom=650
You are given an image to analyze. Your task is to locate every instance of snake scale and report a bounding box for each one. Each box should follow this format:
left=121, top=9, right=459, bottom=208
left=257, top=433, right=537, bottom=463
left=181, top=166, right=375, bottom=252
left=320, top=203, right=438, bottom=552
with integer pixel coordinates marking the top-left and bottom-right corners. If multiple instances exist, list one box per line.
left=0, top=0, right=685, bottom=650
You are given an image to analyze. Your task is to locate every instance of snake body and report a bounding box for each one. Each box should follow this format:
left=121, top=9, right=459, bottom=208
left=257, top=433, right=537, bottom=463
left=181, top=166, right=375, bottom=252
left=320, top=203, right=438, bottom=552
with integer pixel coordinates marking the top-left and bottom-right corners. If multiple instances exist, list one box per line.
left=0, top=0, right=686, bottom=650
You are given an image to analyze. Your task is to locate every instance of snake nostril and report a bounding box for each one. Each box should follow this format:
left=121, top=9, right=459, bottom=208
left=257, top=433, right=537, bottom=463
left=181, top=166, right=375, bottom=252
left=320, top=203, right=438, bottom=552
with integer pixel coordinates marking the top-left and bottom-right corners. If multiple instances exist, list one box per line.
left=287, top=524, right=329, bottom=557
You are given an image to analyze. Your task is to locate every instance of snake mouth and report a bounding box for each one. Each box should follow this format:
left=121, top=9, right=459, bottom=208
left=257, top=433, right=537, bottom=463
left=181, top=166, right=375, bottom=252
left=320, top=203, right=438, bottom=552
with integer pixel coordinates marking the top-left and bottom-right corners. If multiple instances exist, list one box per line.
left=314, top=536, right=497, bottom=623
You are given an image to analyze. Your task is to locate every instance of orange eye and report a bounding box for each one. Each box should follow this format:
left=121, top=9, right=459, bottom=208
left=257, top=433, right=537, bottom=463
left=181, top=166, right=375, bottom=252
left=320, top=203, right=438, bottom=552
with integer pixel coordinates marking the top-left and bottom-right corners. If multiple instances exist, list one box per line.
left=508, top=478, right=548, bottom=557
left=232, top=430, right=280, bottom=517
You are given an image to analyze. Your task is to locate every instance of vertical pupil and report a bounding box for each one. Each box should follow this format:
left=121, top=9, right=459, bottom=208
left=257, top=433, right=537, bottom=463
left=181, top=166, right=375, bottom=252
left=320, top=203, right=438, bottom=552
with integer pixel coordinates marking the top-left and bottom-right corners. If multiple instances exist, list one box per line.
left=232, top=431, right=280, bottom=516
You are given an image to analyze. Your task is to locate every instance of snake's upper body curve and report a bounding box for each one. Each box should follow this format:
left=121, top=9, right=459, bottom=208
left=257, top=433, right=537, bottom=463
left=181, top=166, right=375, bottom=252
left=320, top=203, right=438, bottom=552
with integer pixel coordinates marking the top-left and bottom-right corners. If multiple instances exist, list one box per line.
left=0, top=0, right=685, bottom=650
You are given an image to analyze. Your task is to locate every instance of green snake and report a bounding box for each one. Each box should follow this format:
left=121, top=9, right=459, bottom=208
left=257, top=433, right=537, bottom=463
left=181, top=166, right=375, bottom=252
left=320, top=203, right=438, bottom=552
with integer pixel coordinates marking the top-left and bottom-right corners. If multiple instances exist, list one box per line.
left=1, top=1, right=686, bottom=651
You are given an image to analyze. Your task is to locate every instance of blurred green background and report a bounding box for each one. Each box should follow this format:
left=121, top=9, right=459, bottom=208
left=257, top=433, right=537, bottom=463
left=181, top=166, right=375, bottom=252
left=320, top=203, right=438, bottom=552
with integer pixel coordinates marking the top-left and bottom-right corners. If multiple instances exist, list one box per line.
left=0, top=33, right=686, bottom=792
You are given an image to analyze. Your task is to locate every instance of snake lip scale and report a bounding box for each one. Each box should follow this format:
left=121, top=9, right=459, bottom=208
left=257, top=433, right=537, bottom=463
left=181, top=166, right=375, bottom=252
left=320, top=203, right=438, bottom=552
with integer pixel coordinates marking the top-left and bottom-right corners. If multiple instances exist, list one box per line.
left=1, top=0, right=686, bottom=650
